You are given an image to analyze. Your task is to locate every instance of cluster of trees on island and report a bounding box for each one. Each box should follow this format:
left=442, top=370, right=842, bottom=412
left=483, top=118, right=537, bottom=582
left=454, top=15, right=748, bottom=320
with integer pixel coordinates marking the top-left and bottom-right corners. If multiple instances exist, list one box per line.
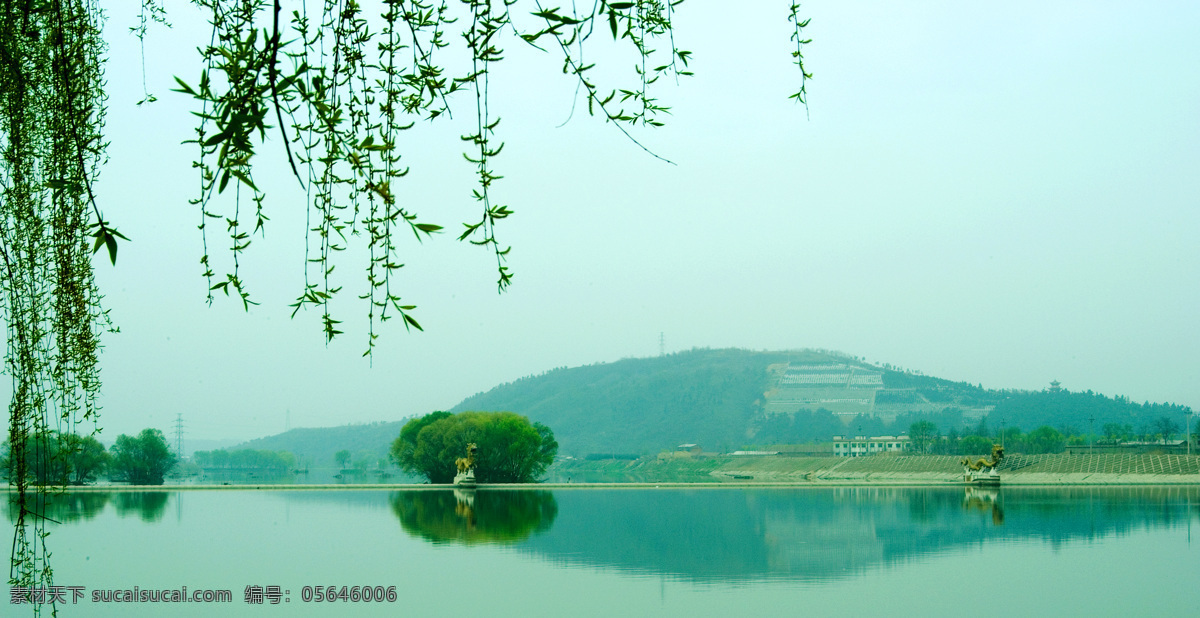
left=390, top=411, right=558, bottom=483
left=1, top=429, right=178, bottom=486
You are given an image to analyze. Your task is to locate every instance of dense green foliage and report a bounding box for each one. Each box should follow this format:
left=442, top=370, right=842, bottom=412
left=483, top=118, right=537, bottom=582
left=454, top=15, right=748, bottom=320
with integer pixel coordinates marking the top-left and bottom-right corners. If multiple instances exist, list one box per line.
left=193, top=448, right=296, bottom=472
left=391, top=411, right=557, bottom=483
left=1, top=432, right=107, bottom=486
left=62, top=433, right=108, bottom=485
left=392, top=412, right=453, bottom=472
left=899, top=424, right=1067, bottom=456
left=988, top=389, right=1192, bottom=436
left=109, top=429, right=178, bottom=486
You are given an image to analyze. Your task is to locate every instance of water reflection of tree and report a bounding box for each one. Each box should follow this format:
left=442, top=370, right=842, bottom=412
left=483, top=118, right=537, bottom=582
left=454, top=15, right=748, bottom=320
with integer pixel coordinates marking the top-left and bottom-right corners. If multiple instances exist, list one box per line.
left=4, top=492, right=110, bottom=523
left=390, top=490, right=557, bottom=545
left=112, top=492, right=170, bottom=522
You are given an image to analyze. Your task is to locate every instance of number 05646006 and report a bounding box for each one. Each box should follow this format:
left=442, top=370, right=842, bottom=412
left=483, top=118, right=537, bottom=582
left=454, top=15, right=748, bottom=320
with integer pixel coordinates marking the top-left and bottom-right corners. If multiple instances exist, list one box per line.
left=300, top=586, right=397, bottom=603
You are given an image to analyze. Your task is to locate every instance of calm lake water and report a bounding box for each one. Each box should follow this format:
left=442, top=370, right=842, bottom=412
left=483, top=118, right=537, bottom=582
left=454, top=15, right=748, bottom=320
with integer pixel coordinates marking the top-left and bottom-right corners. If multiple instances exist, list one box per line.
left=5, top=486, right=1198, bottom=616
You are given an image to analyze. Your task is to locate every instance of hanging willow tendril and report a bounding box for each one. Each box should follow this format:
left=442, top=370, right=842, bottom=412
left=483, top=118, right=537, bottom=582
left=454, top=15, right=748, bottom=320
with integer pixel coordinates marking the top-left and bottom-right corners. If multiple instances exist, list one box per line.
left=788, top=2, right=813, bottom=114
left=1, top=0, right=116, bottom=607
left=4, top=0, right=811, bottom=609
left=173, top=0, right=812, bottom=356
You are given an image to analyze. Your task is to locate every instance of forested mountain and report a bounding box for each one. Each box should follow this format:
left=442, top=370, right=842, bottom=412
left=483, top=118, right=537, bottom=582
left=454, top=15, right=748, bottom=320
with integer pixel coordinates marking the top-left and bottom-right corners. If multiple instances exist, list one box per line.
left=451, top=348, right=1192, bottom=456
left=232, top=349, right=1191, bottom=460
left=988, top=389, right=1189, bottom=435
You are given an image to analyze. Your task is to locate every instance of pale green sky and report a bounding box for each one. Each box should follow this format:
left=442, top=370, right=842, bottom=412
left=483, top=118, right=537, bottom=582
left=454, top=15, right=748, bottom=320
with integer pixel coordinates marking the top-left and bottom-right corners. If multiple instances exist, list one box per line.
left=15, top=0, right=1197, bottom=442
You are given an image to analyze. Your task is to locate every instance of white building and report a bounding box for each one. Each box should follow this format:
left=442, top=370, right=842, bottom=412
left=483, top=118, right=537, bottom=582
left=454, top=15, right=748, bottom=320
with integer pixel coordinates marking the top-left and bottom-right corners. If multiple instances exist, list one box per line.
left=832, top=435, right=911, bottom=457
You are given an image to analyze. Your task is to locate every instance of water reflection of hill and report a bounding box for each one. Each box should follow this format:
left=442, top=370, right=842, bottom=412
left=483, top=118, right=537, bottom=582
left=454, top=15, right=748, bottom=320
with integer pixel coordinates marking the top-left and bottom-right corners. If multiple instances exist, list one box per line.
left=517, top=487, right=1199, bottom=582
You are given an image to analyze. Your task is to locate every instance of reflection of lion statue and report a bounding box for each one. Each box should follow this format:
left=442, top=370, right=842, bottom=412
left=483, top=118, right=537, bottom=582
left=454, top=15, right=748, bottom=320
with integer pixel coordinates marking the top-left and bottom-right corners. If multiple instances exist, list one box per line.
left=961, top=444, right=1004, bottom=471
left=455, top=443, right=478, bottom=474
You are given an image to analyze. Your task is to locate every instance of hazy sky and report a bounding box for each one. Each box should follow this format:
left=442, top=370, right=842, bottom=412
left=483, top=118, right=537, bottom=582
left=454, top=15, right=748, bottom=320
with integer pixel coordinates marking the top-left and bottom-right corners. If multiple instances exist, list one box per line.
left=9, top=1, right=1197, bottom=443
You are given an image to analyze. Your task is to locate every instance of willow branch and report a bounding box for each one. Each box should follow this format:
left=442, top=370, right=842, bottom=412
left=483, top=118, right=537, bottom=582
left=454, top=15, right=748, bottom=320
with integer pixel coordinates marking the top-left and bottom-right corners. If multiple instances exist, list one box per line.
left=269, top=0, right=304, bottom=188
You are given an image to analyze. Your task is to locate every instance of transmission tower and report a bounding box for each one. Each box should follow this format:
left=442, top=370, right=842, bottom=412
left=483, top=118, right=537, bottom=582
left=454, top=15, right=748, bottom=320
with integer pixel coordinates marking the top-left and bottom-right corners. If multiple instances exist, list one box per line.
left=172, top=413, right=185, bottom=458
left=659, top=332, right=665, bottom=357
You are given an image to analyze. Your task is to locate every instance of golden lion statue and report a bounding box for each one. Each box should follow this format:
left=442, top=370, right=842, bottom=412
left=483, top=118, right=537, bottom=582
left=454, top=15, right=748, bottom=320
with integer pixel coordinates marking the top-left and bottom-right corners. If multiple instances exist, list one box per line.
left=455, top=443, right=478, bottom=474
left=961, top=444, right=1004, bottom=471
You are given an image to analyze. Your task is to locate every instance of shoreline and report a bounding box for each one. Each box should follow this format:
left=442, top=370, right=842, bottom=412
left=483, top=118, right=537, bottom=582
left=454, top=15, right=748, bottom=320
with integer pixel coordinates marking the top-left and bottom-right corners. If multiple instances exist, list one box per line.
left=6, top=475, right=1199, bottom=491
left=9, top=454, right=1197, bottom=490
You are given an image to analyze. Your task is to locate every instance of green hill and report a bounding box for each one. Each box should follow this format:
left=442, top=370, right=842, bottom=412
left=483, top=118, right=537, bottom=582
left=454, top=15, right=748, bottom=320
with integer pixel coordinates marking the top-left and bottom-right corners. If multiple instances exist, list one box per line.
left=452, top=348, right=793, bottom=456
left=451, top=348, right=1192, bottom=456
left=229, top=348, right=1192, bottom=461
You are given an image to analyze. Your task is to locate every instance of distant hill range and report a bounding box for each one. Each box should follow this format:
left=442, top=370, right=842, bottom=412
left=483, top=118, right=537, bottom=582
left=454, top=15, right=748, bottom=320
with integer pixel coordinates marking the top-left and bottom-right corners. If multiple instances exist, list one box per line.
left=235, top=421, right=405, bottom=470
left=235, top=348, right=1191, bottom=460
left=451, top=348, right=1191, bottom=456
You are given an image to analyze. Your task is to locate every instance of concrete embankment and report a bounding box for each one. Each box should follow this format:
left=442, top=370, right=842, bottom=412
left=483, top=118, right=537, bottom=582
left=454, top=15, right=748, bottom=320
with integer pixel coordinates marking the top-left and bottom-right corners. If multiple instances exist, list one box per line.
left=551, top=453, right=1200, bottom=486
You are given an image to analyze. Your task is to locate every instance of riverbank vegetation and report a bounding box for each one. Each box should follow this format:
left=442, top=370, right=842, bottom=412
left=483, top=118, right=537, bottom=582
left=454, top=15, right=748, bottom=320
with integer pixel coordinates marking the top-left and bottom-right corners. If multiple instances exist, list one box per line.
left=2, top=427, right=185, bottom=486
left=1, top=432, right=107, bottom=486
